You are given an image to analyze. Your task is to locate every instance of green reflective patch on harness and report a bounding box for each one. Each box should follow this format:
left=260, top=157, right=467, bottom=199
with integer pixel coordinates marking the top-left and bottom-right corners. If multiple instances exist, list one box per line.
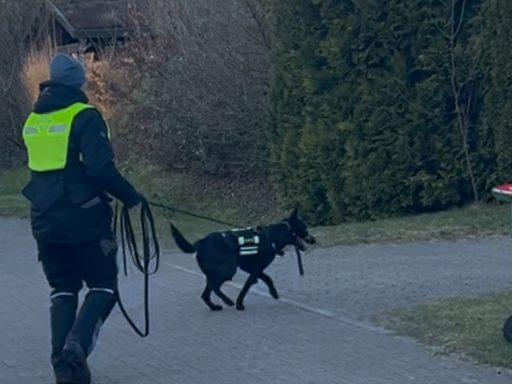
left=233, top=229, right=260, bottom=256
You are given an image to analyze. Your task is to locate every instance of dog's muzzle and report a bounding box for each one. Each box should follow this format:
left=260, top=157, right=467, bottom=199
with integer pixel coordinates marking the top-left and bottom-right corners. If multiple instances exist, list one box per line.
left=304, top=234, right=316, bottom=245
left=297, top=235, right=316, bottom=251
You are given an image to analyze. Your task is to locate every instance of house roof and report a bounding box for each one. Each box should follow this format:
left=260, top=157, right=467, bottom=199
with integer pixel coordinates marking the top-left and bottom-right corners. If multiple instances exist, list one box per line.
left=49, top=0, right=139, bottom=39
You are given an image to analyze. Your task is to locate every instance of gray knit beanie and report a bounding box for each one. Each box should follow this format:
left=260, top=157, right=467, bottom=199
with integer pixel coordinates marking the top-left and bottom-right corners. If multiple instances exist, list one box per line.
left=49, top=53, right=86, bottom=89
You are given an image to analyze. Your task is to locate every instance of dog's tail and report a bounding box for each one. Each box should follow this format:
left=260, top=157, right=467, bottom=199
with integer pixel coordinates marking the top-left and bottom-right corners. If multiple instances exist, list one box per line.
left=170, top=224, right=196, bottom=254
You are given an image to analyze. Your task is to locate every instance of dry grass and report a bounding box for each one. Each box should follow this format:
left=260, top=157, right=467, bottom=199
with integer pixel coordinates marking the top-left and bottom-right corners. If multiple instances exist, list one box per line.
left=21, top=45, right=119, bottom=121
left=23, top=44, right=55, bottom=103
left=85, top=57, right=117, bottom=120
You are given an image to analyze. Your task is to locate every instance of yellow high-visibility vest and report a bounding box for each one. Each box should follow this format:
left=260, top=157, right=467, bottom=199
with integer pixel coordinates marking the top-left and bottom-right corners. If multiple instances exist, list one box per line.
left=22, top=103, right=102, bottom=171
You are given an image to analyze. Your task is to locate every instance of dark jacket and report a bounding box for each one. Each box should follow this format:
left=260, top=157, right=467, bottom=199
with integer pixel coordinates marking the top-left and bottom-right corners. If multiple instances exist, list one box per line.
left=22, top=82, right=140, bottom=243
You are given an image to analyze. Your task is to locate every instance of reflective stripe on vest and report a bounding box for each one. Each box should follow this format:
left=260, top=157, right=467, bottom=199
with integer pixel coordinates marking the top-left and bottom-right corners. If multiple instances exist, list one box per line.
left=22, top=103, right=93, bottom=172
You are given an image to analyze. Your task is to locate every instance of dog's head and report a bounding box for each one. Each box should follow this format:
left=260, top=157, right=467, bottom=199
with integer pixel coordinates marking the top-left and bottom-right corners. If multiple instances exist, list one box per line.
left=285, top=208, right=316, bottom=250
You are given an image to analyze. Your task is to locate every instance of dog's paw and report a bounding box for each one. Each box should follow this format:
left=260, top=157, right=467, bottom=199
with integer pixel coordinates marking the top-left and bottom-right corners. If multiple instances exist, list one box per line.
left=270, top=291, right=279, bottom=300
left=210, top=305, right=223, bottom=311
left=236, top=303, right=245, bottom=311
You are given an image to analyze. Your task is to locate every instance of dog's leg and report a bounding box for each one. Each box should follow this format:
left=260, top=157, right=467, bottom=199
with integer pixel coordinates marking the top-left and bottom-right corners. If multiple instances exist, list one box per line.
left=213, top=284, right=235, bottom=307
left=236, top=273, right=258, bottom=311
left=201, top=279, right=223, bottom=311
left=258, top=272, right=279, bottom=300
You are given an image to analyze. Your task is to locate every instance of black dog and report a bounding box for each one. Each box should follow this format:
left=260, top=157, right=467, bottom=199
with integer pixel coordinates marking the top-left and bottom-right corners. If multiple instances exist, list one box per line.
left=170, top=209, right=316, bottom=311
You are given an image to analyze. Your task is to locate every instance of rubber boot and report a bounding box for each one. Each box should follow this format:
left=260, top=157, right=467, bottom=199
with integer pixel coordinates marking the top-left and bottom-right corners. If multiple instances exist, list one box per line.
left=62, top=341, right=90, bottom=384
left=49, top=292, right=78, bottom=384
left=65, top=289, right=117, bottom=357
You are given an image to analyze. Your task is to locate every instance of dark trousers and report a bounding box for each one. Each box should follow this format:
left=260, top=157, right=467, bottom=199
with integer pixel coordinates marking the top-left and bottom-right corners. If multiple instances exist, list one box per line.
left=38, top=238, right=118, bottom=364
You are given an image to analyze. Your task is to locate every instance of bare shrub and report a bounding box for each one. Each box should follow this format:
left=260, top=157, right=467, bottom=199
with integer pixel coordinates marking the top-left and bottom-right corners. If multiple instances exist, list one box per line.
left=116, top=0, right=272, bottom=175
left=0, top=0, right=50, bottom=167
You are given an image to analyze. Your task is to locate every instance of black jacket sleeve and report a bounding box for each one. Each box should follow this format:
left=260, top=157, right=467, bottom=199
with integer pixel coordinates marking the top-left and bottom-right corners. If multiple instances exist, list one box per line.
left=73, top=108, right=141, bottom=208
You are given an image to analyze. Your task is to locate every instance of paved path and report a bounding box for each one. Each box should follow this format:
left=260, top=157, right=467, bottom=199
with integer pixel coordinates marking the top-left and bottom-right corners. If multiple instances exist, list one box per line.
left=2, top=218, right=512, bottom=383
left=263, top=237, right=512, bottom=320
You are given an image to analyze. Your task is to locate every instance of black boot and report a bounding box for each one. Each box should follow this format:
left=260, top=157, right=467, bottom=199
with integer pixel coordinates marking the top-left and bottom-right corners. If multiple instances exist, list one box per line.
left=66, top=289, right=117, bottom=357
left=60, top=290, right=116, bottom=384
left=52, top=357, right=74, bottom=384
left=62, top=341, right=90, bottom=384
left=49, top=292, right=78, bottom=384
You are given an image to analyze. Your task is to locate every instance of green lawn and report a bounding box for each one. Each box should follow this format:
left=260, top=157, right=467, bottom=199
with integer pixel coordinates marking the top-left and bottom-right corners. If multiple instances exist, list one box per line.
left=313, top=203, right=512, bottom=246
left=0, top=168, right=30, bottom=219
left=375, top=293, right=512, bottom=369
left=1, top=167, right=511, bottom=248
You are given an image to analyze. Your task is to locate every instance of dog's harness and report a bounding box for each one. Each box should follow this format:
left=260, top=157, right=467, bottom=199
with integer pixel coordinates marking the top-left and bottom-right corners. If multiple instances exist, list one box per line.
left=230, top=227, right=286, bottom=258
left=231, top=221, right=300, bottom=264
left=234, top=229, right=261, bottom=256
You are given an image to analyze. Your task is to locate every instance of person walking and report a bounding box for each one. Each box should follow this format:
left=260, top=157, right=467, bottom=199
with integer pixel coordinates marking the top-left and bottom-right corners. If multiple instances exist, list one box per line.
left=21, top=53, right=141, bottom=384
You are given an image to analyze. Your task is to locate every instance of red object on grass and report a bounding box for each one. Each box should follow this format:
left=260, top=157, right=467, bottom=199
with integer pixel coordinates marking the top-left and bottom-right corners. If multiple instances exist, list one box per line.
left=492, top=184, right=512, bottom=201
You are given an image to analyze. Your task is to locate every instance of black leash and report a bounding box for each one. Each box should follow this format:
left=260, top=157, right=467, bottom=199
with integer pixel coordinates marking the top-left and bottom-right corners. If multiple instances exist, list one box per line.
left=295, top=244, right=304, bottom=276
left=114, top=197, right=160, bottom=338
left=147, top=200, right=241, bottom=228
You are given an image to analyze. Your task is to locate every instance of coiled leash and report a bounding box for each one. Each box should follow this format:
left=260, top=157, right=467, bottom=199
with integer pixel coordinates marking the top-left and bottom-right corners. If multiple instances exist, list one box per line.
left=114, top=197, right=160, bottom=337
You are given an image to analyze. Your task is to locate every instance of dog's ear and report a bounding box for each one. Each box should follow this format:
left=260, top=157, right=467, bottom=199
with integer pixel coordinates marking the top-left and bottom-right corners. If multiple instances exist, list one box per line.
left=289, top=208, right=299, bottom=220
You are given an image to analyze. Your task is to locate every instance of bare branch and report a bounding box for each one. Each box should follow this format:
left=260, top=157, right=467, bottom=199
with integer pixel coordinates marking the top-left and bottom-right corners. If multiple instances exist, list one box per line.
left=121, top=0, right=272, bottom=174
left=448, top=0, right=478, bottom=201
